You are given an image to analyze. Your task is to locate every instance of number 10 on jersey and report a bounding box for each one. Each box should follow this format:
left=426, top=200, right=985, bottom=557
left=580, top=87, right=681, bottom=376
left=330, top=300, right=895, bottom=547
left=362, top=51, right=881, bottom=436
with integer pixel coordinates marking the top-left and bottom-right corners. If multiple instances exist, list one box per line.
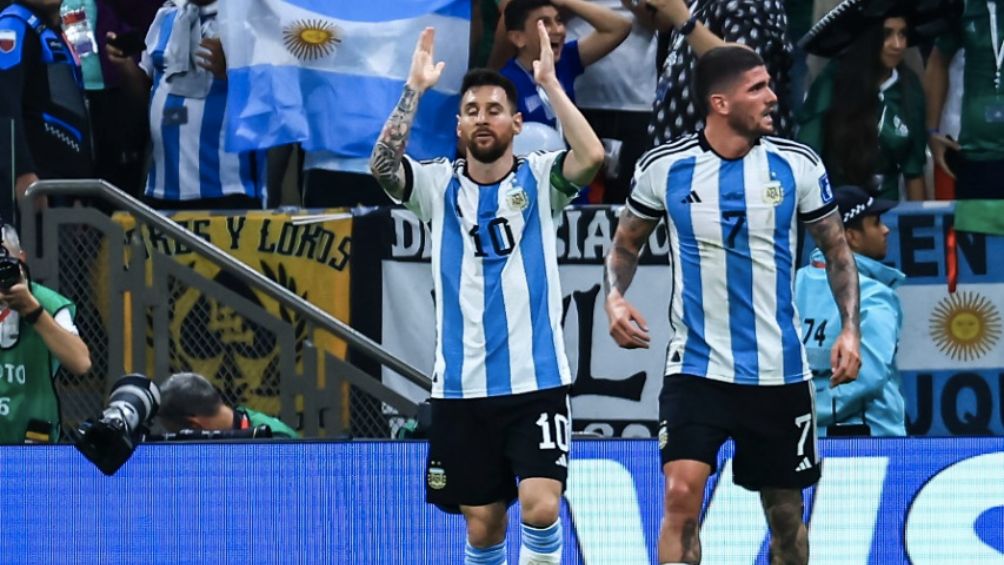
left=468, top=218, right=516, bottom=257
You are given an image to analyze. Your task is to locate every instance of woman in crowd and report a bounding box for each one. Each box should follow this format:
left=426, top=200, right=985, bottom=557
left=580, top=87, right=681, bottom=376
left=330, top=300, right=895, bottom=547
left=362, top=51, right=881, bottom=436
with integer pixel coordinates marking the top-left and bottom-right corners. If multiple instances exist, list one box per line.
left=797, top=13, right=927, bottom=201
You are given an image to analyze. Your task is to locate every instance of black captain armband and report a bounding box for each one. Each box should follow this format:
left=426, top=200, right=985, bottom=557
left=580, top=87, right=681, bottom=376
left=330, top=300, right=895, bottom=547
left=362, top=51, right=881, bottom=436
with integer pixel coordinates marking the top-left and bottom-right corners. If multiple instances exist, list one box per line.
left=549, top=152, right=582, bottom=197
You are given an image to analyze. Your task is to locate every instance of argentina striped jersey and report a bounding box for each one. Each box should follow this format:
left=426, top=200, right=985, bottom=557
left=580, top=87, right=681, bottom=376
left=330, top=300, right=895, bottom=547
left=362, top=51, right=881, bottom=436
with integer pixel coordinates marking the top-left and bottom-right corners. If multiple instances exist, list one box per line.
left=626, top=132, right=837, bottom=386
left=140, top=4, right=264, bottom=203
left=395, top=151, right=575, bottom=399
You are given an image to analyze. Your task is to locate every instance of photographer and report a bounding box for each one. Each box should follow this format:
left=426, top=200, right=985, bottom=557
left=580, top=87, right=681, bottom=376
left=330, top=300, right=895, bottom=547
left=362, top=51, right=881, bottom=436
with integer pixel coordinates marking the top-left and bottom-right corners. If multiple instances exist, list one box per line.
left=0, top=224, right=91, bottom=443
left=157, top=372, right=298, bottom=439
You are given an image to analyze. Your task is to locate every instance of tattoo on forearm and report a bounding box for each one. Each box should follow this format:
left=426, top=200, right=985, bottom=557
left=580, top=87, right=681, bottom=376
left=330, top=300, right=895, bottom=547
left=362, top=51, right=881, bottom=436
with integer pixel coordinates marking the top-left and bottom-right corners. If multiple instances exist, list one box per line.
left=807, top=212, right=860, bottom=333
left=604, top=209, right=657, bottom=297
left=604, top=245, right=640, bottom=297
left=369, top=86, right=420, bottom=198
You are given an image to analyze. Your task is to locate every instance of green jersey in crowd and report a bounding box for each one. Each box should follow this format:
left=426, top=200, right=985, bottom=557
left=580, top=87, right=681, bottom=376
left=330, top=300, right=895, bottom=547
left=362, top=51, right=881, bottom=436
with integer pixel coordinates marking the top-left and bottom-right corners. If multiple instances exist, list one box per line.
left=797, top=61, right=927, bottom=200
left=936, top=0, right=1004, bottom=160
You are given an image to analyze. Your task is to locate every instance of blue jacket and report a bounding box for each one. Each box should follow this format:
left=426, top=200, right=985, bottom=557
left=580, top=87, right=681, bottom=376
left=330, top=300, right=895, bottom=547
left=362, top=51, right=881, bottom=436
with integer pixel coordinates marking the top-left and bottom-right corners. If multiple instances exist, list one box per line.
left=794, top=249, right=906, bottom=436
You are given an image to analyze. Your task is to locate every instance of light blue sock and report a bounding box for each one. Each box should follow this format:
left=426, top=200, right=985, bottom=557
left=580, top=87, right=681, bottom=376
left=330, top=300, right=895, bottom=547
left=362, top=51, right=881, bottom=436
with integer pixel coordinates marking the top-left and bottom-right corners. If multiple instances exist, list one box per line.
left=519, top=519, right=562, bottom=564
left=465, top=539, right=507, bottom=565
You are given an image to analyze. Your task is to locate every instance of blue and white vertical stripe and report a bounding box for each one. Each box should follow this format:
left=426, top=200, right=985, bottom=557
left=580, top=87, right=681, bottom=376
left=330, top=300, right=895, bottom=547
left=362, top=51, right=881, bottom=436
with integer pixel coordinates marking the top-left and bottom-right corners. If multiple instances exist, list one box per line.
left=140, top=5, right=264, bottom=203
left=218, top=0, right=470, bottom=159
left=629, top=136, right=823, bottom=386
left=402, top=152, right=572, bottom=399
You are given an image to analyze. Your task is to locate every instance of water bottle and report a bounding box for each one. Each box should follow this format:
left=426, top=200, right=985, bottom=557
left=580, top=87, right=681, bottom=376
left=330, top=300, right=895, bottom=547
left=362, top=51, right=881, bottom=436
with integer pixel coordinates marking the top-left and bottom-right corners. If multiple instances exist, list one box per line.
left=60, top=6, right=98, bottom=59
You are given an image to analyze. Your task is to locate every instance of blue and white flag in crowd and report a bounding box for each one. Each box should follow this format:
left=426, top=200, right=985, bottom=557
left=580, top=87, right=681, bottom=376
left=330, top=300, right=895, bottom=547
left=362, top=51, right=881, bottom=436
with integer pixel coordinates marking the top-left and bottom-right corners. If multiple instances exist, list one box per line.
left=218, top=0, right=470, bottom=159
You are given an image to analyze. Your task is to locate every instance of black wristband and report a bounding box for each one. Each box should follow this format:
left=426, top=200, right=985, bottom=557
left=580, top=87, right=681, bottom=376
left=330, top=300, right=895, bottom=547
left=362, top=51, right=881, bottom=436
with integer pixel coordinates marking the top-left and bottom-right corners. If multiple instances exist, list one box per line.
left=23, top=305, right=44, bottom=325
left=679, top=14, right=698, bottom=36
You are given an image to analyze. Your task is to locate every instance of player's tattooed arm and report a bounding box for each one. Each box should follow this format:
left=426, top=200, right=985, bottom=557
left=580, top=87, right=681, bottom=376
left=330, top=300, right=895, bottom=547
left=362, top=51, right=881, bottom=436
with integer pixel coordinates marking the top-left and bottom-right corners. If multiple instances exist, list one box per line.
left=604, top=207, right=658, bottom=349
left=806, top=210, right=860, bottom=335
left=370, top=27, right=444, bottom=200
left=604, top=207, right=658, bottom=297
left=369, top=86, right=420, bottom=201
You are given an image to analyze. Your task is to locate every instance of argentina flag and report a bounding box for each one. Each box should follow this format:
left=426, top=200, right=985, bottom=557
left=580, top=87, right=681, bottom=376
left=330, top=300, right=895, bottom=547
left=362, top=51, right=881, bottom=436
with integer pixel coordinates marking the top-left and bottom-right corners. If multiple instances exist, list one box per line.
left=218, top=0, right=470, bottom=159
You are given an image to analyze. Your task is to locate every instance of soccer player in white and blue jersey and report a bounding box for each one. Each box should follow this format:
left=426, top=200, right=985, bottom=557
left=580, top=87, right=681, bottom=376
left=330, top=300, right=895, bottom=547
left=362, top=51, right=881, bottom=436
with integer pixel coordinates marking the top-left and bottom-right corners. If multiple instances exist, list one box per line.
left=107, top=0, right=264, bottom=209
left=370, top=26, right=603, bottom=565
left=604, top=47, right=861, bottom=565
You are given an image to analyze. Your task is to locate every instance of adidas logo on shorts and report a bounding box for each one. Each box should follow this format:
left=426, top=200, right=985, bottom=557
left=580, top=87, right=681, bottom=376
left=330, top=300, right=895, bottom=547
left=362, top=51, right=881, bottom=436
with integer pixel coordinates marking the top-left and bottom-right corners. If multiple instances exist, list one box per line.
left=795, top=457, right=814, bottom=472
left=554, top=454, right=568, bottom=468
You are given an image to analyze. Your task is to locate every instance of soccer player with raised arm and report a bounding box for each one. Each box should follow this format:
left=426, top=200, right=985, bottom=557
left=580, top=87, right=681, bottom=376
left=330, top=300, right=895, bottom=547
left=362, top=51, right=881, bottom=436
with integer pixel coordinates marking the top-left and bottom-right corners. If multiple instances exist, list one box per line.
left=369, top=25, right=604, bottom=565
left=603, top=46, right=861, bottom=565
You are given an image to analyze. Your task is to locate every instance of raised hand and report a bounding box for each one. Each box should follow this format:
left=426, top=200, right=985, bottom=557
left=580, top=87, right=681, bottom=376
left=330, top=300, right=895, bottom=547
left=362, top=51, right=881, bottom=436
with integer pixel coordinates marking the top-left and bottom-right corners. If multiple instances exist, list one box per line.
left=407, top=27, right=446, bottom=93
left=531, top=20, right=557, bottom=87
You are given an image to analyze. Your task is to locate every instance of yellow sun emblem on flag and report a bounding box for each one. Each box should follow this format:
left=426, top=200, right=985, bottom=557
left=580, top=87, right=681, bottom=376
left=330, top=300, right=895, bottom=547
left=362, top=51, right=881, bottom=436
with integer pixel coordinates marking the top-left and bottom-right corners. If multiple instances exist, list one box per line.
left=282, top=19, right=341, bottom=61
left=929, top=291, right=1002, bottom=361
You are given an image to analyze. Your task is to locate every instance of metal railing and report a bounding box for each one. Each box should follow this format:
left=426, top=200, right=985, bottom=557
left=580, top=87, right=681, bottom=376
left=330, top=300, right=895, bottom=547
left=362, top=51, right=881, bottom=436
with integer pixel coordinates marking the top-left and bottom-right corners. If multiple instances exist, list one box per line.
left=23, top=179, right=431, bottom=438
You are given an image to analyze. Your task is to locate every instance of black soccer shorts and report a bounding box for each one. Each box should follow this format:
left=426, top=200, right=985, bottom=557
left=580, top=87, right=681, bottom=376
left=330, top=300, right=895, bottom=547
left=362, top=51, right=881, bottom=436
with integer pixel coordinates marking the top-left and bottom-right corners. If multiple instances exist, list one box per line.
left=658, top=374, right=821, bottom=491
left=425, top=386, right=571, bottom=513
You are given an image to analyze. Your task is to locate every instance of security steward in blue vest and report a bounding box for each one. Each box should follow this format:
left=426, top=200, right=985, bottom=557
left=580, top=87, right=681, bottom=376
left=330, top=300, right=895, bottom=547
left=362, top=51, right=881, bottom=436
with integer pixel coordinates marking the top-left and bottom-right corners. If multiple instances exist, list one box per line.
left=0, top=0, right=93, bottom=223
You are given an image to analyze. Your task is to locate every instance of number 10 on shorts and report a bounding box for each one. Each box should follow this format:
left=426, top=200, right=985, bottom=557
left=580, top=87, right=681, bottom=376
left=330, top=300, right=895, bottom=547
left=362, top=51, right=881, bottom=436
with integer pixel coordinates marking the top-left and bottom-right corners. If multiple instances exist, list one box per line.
left=536, top=412, right=570, bottom=452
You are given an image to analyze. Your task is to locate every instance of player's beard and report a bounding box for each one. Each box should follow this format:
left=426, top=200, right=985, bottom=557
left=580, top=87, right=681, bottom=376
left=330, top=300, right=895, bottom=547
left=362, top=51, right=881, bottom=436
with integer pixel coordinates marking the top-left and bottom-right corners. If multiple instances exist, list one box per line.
left=466, top=133, right=509, bottom=164
left=729, top=107, right=775, bottom=139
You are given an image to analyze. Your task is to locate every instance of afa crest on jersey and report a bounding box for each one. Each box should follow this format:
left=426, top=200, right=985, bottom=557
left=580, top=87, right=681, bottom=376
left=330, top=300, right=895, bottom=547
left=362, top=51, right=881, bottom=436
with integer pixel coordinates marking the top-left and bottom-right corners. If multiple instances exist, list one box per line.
left=763, top=181, right=784, bottom=206
left=506, top=186, right=529, bottom=211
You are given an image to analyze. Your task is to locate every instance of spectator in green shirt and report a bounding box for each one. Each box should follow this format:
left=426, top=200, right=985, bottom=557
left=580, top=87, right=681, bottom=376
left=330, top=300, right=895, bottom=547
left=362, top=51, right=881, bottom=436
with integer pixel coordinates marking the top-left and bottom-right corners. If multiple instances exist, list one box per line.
left=926, top=0, right=1004, bottom=199
left=157, top=372, right=299, bottom=439
left=797, top=14, right=927, bottom=201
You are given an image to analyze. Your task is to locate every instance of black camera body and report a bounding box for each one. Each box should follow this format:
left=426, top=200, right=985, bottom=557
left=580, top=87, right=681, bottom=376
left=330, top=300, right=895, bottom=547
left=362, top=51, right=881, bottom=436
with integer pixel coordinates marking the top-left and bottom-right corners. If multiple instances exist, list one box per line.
left=74, top=374, right=161, bottom=476
left=0, top=254, right=21, bottom=291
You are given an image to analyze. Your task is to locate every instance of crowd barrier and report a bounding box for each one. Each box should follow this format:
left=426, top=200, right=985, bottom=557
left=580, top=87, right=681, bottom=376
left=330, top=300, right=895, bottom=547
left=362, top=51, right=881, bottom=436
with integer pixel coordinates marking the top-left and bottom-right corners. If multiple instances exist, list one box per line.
left=351, top=202, right=1004, bottom=437
left=1, top=438, right=1000, bottom=563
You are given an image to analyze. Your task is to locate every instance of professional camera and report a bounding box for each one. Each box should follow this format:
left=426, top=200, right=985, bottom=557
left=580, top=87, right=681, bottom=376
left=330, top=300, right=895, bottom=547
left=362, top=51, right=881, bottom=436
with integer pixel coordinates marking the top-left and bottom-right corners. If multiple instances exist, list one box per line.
left=0, top=242, right=21, bottom=291
left=74, top=374, right=161, bottom=476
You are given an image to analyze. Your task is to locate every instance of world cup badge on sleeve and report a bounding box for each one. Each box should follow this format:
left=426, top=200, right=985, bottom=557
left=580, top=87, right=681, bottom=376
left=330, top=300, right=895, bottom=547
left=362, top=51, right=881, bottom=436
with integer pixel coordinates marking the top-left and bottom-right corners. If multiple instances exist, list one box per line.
left=819, top=173, right=834, bottom=204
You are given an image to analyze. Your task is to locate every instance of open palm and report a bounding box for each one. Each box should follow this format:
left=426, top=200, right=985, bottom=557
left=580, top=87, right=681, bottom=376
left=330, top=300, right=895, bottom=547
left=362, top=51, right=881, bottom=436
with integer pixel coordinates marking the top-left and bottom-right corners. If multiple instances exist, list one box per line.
left=531, top=21, right=556, bottom=87
left=408, top=27, right=446, bottom=92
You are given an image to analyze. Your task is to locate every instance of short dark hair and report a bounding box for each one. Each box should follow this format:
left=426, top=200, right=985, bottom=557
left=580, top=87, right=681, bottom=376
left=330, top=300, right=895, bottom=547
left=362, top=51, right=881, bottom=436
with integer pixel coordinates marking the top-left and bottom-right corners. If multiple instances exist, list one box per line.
left=157, top=372, right=224, bottom=430
left=460, top=68, right=519, bottom=113
left=693, top=46, right=766, bottom=116
left=504, top=0, right=554, bottom=31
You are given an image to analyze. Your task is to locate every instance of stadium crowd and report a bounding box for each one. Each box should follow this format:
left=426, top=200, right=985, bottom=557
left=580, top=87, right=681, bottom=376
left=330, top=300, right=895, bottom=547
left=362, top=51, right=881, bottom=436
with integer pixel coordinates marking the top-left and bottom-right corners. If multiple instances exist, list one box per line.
left=0, top=0, right=991, bottom=215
